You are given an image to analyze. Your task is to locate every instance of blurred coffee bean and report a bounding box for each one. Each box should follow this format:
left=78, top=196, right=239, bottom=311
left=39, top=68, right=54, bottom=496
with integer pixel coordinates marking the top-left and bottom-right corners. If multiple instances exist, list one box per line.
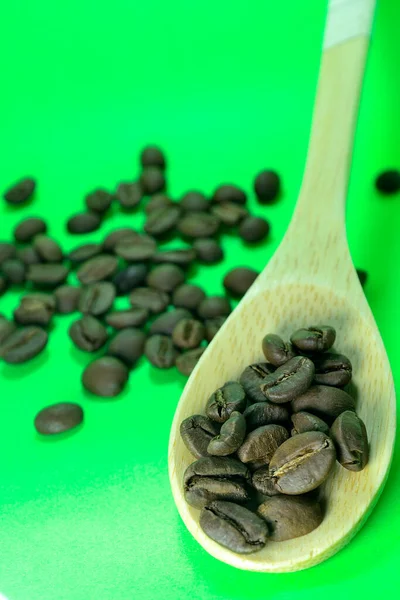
left=239, top=216, right=270, bottom=243
left=197, top=296, right=231, bottom=319
left=211, top=202, right=248, bottom=226
left=375, top=169, right=400, bottom=194
left=254, top=170, right=280, bottom=204
left=85, top=189, right=114, bottom=213
left=0, top=315, right=17, bottom=344
left=193, top=238, right=224, bottom=263
left=3, top=177, right=35, bottom=205
left=34, top=403, right=84, bottom=436
left=1, top=259, right=26, bottom=284
left=178, top=212, right=220, bottom=238
left=149, top=308, right=191, bottom=335
left=204, top=316, right=227, bottom=341
left=356, top=269, right=368, bottom=287
left=69, top=315, right=108, bottom=352
left=14, top=293, right=56, bottom=326
left=115, top=181, right=143, bottom=209
left=79, top=282, right=116, bottom=316
left=176, top=347, right=205, bottom=376
left=152, top=248, right=196, bottom=267
left=180, top=191, right=209, bottom=212
left=173, top=284, right=206, bottom=311
left=102, top=228, right=138, bottom=252
left=105, top=308, right=149, bottom=329
left=172, top=318, right=205, bottom=349
left=144, top=194, right=173, bottom=215
left=129, top=287, right=170, bottom=314
left=33, top=235, right=63, bottom=263
left=261, top=333, right=296, bottom=367
left=145, top=334, right=178, bottom=368
left=115, top=234, right=157, bottom=261
left=77, top=254, right=119, bottom=285
left=0, top=275, right=8, bottom=296
left=14, top=217, right=47, bottom=243
left=212, top=185, right=246, bottom=205
left=140, top=145, right=166, bottom=170
left=0, top=326, right=48, bottom=363
left=223, top=267, right=259, bottom=297
left=67, top=212, right=102, bottom=234
left=68, top=243, right=103, bottom=264
left=54, top=285, right=81, bottom=314
left=0, top=242, right=16, bottom=264
left=82, top=356, right=129, bottom=397
left=17, top=246, right=41, bottom=266
left=144, top=205, right=180, bottom=237
left=140, top=167, right=166, bottom=195
left=147, top=264, right=185, bottom=292
left=107, top=328, right=147, bottom=367
left=113, top=264, right=148, bottom=295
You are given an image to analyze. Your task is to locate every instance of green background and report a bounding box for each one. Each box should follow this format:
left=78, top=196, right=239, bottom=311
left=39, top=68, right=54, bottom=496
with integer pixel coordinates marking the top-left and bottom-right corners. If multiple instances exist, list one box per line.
left=0, top=0, right=399, bottom=598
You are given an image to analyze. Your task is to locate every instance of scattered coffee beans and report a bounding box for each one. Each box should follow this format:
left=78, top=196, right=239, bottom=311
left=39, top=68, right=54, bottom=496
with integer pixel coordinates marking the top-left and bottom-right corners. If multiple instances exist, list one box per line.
left=69, top=315, right=108, bottom=352
left=173, top=284, right=206, bottom=311
left=116, top=181, right=143, bottom=210
left=180, top=191, right=209, bottom=212
left=3, top=177, right=35, bottom=205
left=0, top=326, right=48, bottom=363
left=375, top=169, right=400, bottom=194
left=14, top=217, right=47, bottom=243
left=239, top=216, right=270, bottom=243
left=212, top=185, right=247, bottom=205
left=82, top=356, right=129, bottom=397
left=147, top=264, right=185, bottom=293
left=175, top=347, right=205, bottom=376
left=34, top=402, right=84, bottom=435
left=85, top=189, right=114, bottom=214
left=140, top=145, right=166, bottom=170
left=107, top=328, right=147, bottom=367
left=193, top=238, right=223, bottom=264
left=54, top=285, right=81, bottom=314
left=223, top=267, right=259, bottom=298
left=14, top=293, right=56, bottom=326
left=254, top=170, right=280, bottom=204
left=145, top=334, right=178, bottom=368
left=67, top=212, right=102, bottom=234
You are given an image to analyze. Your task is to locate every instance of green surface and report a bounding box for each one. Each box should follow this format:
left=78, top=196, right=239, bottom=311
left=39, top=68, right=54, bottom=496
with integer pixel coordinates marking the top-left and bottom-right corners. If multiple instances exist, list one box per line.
left=0, top=1, right=399, bottom=599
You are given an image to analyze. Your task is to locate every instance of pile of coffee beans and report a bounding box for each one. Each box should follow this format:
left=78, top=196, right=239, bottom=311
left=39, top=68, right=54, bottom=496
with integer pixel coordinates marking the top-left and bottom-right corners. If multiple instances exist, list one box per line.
left=180, top=325, right=368, bottom=554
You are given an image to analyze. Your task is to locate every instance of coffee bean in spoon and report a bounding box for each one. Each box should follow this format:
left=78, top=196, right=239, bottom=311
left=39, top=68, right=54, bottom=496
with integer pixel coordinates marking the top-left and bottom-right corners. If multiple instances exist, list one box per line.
left=85, top=189, right=114, bottom=213
left=140, top=145, right=166, bottom=170
left=239, top=216, right=270, bottom=243
left=290, top=325, right=336, bottom=353
left=175, top=347, right=205, bottom=376
left=33, top=235, right=63, bottom=263
left=239, top=362, right=276, bottom=404
left=243, top=402, right=290, bottom=432
left=178, top=212, right=220, bottom=238
left=330, top=410, right=369, bottom=471
left=149, top=308, right=191, bottom=335
left=375, top=169, right=400, bottom=194
left=173, top=284, right=206, bottom=311
left=14, top=293, right=56, bottom=326
left=79, top=282, right=116, bottom=316
left=313, top=352, right=352, bottom=387
left=237, top=424, right=289, bottom=470
left=0, top=326, right=48, bottom=363
left=3, top=177, right=35, bottom=205
left=129, top=287, right=169, bottom=314
left=77, top=254, right=119, bottom=285
left=193, top=238, right=224, bottom=264
left=197, top=296, right=231, bottom=319
left=69, top=315, right=108, bottom=352
left=54, top=285, right=81, bottom=314
left=257, top=495, right=323, bottom=541
left=27, top=264, right=69, bottom=287
left=207, top=411, right=246, bottom=456
left=172, top=318, right=205, bottom=349
left=291, top=385, right=356, bottom=421
left=261, top=333, right=296, bottom=366
left=180, top=191, right=209, bottom=212
left=212, top=184, right=247, bottom=205
left=1, top=259, right=26, bottom=284
left=260, top=356, right=315, bottom=403
left=82, top=356, right=129, bottom=397
left=291, top=411, right=330, bottom=436
left=14, top=217, right=47, bottom=243
left=254, top=170, right=280, bottom=204
left=105, top=308, right=148, bottom=329
left=180, top=415, right=220, bottom=458
left=145, top=334, right=178, bottom=368
left=107, top=328, right=147, bottom=367
left=223, top=267, right=259, bottom=298
left=147, top=264, right=185, bottom=293
left=140, top=167, right=166, bottom=195
left=67, top=212, right=102, bottom=234
left=115, top=181, right=143, bottom=209
left=206, top=381, right=246, bottom=423
left=34, top=403, right=84, bottom=435
left=251, top=466, right=281, bottom=496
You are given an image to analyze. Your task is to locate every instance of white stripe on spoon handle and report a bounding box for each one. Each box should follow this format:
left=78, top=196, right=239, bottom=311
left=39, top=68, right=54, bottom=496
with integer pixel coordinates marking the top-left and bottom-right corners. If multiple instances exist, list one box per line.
left=324, top=0, right=377, bottom=48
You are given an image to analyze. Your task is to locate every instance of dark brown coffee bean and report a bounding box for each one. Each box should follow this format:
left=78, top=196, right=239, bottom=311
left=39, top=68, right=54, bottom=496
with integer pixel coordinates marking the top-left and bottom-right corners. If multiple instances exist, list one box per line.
left=239, top=216, right=270, bottom=243
left=54, top=285, right=81, bottom=314
left=197, top=296, right=231, bottom=320
left=82, top=356, right=129, bottom=397
left=173, top=284, right=206, bottom=311
left=243, top=402, right=290, bottom=432
left=33, top=235, right=63, bottom=263
left=212, top=184, right=246, bottom=205
left=145, top=334, right=178, bottom=368
left=269, top=431, right=336, bottom=494
left=260, top=356, right=315, bottom=403
left=69, top=315, right=108, bottom=351
left=291, top=325, right=336, bottom=354
left=14, top=293, right=56, bottom=326
left=254, top=170, right=280, bottom=204
left=0, top=316, right=17, bottom=344
left=205, top=316, right=227, bottom=341
left=102, top=228, right=138, bottom=252
left=176, top=347, right=205, bottom=376
left=172, top=318, right=205, bottom=349
left=68, top=243, right=103, bottom=264
left=181, top=415, right=221, bottom=458
left=113, top=264, right=148, bottom=295
left=291, top=412, right=330, bottom=436
left=115, top=181, right=143, bottom=209
left=152, top=248, right=196, bottom=267
left=0, top=326, right=48, bottom=363
left=257, top=495, right=322, bottom=541
left=147, top=264, right=185, bottom=293
left=14, top=217, right=47, bottom=243
left=251, top=467, right=281, bottom=496
left=211, top=202, right=248, bottom=226
left=178, top=212, right=220, bottom=238
left=291, top=385, right=356, bottom=421
left=180, top=191, right=209, bottom=212
left=0, top=275, right=8, bottom=296
left=223, top=267, right=259, bottom=297
left=27, top=264, right=68, bottom=287
left=85, top=189, right=113, bottom=213
left=149, top=308, right=191, bottom=335
left=140, top=167, right=166, bottom=194
left=67, top=212, right=102, bottom=234
left=261, top=333, right=296, bottom=367
left=1, top=259, right=26, bottom=284
left=375, top=169, right=400, bottom=194
left=105, top=308, right=148, bottom=329
left=330, top=410, right=368, bottom=471
left=140, top=145, right=166, bottom=169
left=356, top=268, right=368, bottom=287
left=115, top=234, right=157, bottom=261
left=0, top=242, right=16, bottom=264
left=313, top=352, right=352, bottom=387
left=207, top=411, right=246, bottom=456
left=239, top=362, right=276, bottom=404
left=144, top=205, right=180, bottom=237
left=144, top=194, right=173, bottom=214
left=237, top=424, right=289, bottom=469
left=107, top=328, right=147, bottom=367
left=3, top=177, right=35, bottom=204
left=17, top=246, right=41, bottom=266
left=193, top=238, right=224, bottom=263
left=129, top=287, right=169, bottom=314
left=34, top=402, right=84, bottom=435
left=79, top=282, right=116, bottom=316
left=206, top=381, right=246, bottom=423
left=77, top=254, right=118, bottom=285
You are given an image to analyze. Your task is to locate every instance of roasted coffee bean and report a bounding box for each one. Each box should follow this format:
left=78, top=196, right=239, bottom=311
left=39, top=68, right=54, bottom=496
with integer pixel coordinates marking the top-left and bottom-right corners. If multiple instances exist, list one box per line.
left=260, top=356, right=315, bottom=403
left=183, top=456, right=251, bottom=508
left=261, top=333, right=296, bottom=367
left=145, top=334, right=178, bottom=368
left=79, top=281, right=116, bottom=316
left=149, top=308, right=191, bottom=335
left=375, top=169, right=400, bottom=194
left=176, top=347, right=205, bottom=376
left=269, top=431, right=336, bottom=494
left=144, top=205, right=180, bottom=236
left=251, top=466, right=281, bottom=496
left=205, top=316, right=227, bottom=342
left=129, top=286, right=169, bottom=314
left=193, top=238, right=224, bottom=263
left=197, top=296, right=231, bottom=320
left=212, top=185, right=247, bottom=205
left=239, top=362, right=276, bottom=404
left=173, top=284, right=206, bottom=311
left=290, top=325, right=336, bottom=353
left=291, top=411, right=330, bottom=436
left=0, top=242, right=16, bottom=264
left=35, top=402, right=84, bottom=435
left=113, top=264, right=148, bottom=295
left=254, top=170, right=280, bottom=204
left=17, top=246, right=41, bottom=266
left=223, top=267, right=259, bottom=298
left=180, top=191, right=209, bottom=212
left=102, top=228, right=138, bottom=252
left=107, top=328, right=147, bottom=367
left=115, top=234, right=157, bottom=261
left=356, top=268, right=368, bottom=287
left=172, top=318, right=205, bottom=349
left=1, top=259, right=26, bottom=284
left=144, top=194, right=173, bottom=214
left=178, top=212, right=220, bottom=238
left=0, top=275, right=7, bottom=296
left=14, top=293, right=56, bottom=326
left=85, top=189, right=113, bottom=213
left=54, top=285, right=81, bottom=314
left=243, top=402, right=290, bottom=432
left=68, top=243, right=103, bottom=264
left=77, top=254, right=119, bottom=285
left=67, top=212, right=102, bottom=234
left=0, top=326, right=48, bottom=363
left=14, top=217, right=47, bottom=242
left=27, top=264, right=69, bottom=287
left=82, top=356, right=129, bottom=397
left=3, top=177, right=35, bottom=204
left=313, top=352, right=352, bottom=387
left=147, top=264, right=185, bottom=292
left=200, top=501, right=268, bottom=554
left=152, top=248, right=196, bottom=267
left=207, top=411, right=246, bottom=456
left=257, top=495, right=322, bottom=541
left=239, top=216, right=270, bottom=243
left=33, top=235, right=63, bottom=263
left=140, top=145, right=166, bottom=169
left=291, top=385, right=356, bottom=422
left=180, top=415, right=221, bottom=458
left=140, top=167, right=166, bottom=195
left=69, top=315, right=108, bottom=352
left=0, top=316, right=17, bottom=344
left=115, top=181, right=143, bottom=209
left=237, top=424, right=289, bottom=469
left=211, top=202, right=248, bottom=226
left=330, top=410, right=368, bottom=471
left=105, top=307, right=148, bottom=329
left=206, top=381, right=246, bottom=423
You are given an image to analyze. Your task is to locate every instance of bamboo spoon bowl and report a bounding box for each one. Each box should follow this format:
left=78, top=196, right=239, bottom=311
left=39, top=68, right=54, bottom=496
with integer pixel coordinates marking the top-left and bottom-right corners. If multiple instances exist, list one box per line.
left=169, top=0, right=396, bottom=572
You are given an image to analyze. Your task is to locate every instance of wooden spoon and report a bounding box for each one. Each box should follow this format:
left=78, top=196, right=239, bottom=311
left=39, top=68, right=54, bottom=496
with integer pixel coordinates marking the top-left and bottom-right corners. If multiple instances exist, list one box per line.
left=169, top=0, right=395, bottom=572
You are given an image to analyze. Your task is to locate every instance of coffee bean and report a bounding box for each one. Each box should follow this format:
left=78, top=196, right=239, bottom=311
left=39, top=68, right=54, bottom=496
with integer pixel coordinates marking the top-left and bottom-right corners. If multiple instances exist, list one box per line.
left=291, top=385, right=356, bottom=422
left=27, top=264, right=69, bottom=287
left=176, top=347, right=205, bottom=376
left=0, top=275, right=7, bottom=296
left=54, top=285, right=81, bottom=314
left=144, top=205, right=180, bottom=236
left=208, top=411, right=246, bottom=456
left=313, top=352, right=352, bottom=387
left=147, top=264, right=185, bottom=292
left=243, top=402, right=290, bottom=432
left=79, top=282, right=115, bottom=316
left=206, top=381, right=246, bottom=423
left=149, top=308, right=191, bottom=335
left=239, top=362, right=276, bottom=404
left=204, top=316, right=227, bottom=342
left=107, top=328, right=147, bottom=367
left=115, top=181, right=143, bottom=209
left=140, top=145, right=166, bottom=169
left=193, top=238, right=224, bottom=263
left=85, top=189, right=113, bottom=213
left=197, top=296, right=231, bottom=320
left=173, top=284, right=206, bottom=311
left=291, top=412, right=330, bottom=436
left=0, top=242, right=16, bottom=264
left=251, top=467, right=281, bottom=496
left=180, top=191, right=209, bottom=212
left=1, top=259, right=26, bottom=284
left=269, top=431, right=336, bottom=494
left=200, top=501, right=268, bottom=554
left=68, top=243, right=103, bottom=264
left=102, top=228, right=138, bottom=252
left=14, top=293, right=56, bottom=326
left=183, top=456, right=251, bottom=508
left=115, top=234, right=157, bottom=261
left=356, top=268, right=368, bottom=287
left=330, top=410, right=368, bottom=471
left=0, top=316, right=17, bottom=345
left=211, top=202, right=248, bottom=226
left=17, top=246, right=41, bottom=266
left=129, top=287, right=169, bottom=314
left=152, top=248, right=196, bottom=267
left=144, top=334, right=178, bottom=368
left=0, top=326, right=48, bottom=363
left=77, top=254, right=119, bottom=285
left=34, top=402, right=84, bottom=435
left=260, top=356, right=315, bottom=403
left=261, top=333, right=296, bottom=367
left=375, top=169, right=400, bottom=194
left=144, top=194, right=173, bottom=215
left=113, top=264, right=148, bottom=295
left=239, top=216, right=270, bottom=243
left=178, top=212, right=220, bottom=238
left=237, top=424, right=289, bottom=469
left=140, top=167, right=166, bottom=194
left=33, top=235, right=63, bottom=263
left=291, top=325, right=336, bottom=354
left=172, top=318, right=205, bottom=349
left=254, top=170, right=280, bottom=204
left=67, top=212, right=102, bottom=234
left=212, top=185, right=247, bottom=205
left=14, top=217, right=47, bottom=243
left=82, top=356, right=129, bottom=397
left=223, top=267, right=259, bottom=298
left=105, top=308, right=148, bottom=329
left=3, top=177, right=35, bottom=205
left=69, top=315, right=108, bottom=352
left=180, top=414, right=221, bottom=458
left=257, top=495, right=322, bottom=541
